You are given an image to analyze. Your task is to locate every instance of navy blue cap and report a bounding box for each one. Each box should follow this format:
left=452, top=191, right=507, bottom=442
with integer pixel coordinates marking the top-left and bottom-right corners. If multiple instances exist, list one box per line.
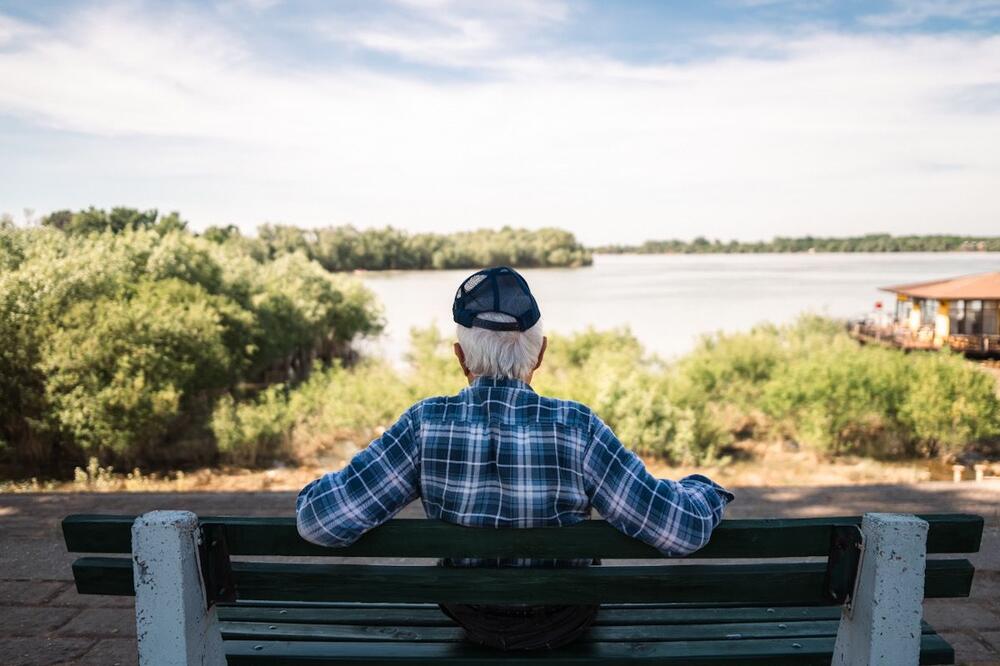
left=453, top=266, right=541, bottom=332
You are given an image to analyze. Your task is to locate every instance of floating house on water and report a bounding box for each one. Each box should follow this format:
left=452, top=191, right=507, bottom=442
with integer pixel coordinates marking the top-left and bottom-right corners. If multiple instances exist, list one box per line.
left=850, top=271, right=1000, bottom=356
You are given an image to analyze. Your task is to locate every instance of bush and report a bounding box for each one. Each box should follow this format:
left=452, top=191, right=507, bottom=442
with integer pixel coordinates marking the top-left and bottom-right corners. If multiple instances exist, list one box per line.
left=209, top=316, right=1000, bottom=469
left=212, top=389, right=295, bottom=467
left=899, top=353, right=1000, bottom=456
left=675, top=325, right=786, bottom=408
left=40, top=279, right=251, bottom=464
left=658, top=314, right=1000, bottom=459
left=210, top=325, right=728, bottom=467
left=0, top=211, right=382, bottom=474
left=760, top=340, right=910, bottom=456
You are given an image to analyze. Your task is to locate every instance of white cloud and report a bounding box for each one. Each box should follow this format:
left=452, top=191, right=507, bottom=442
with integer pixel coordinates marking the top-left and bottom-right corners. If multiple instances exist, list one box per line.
left=317, top=0, right=568, bottom=68
left=0, top=5, right=999, bottom=243
left=215, top=0, right=282, bottom=12
left=863, top=0, right=1000, bottom=27
left=0, top=13, right=40, bottom=45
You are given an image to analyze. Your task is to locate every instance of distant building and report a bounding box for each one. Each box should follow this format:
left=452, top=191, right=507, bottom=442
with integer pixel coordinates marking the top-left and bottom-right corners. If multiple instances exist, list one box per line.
left=850, top=272, right=1000, bottom=356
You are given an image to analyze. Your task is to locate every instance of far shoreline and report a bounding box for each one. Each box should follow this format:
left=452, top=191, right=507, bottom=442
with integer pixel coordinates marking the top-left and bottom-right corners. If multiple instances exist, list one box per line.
left=353, top=249, right=1000, bottom=276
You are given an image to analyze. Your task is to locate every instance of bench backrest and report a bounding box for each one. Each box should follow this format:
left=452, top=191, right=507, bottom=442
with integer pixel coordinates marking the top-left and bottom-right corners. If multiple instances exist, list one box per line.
left=63, top=514, right=982, bottom=606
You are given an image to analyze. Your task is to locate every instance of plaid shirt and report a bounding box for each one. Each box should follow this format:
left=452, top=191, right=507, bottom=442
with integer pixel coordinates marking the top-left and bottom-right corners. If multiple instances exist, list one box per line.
left=296, top=376, right=734, bottom=561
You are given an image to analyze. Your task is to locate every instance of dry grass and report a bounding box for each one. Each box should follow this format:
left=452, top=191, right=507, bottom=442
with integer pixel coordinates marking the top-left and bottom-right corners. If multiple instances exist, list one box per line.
left=646, top=440, right=947, bottom=488
left=2, top=440, right=985, bottom=494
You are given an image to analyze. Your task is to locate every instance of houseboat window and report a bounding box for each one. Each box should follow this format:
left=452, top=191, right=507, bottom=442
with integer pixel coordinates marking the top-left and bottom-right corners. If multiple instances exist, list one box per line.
left=897, top=299, right=912, bottom=323
left=949, top=300, right=965, bottom=334
left=983, top=301, right=999, bottom=336
left=964, top=300, right=983, bottom=335
left=921, top=299, right=937, bottom=326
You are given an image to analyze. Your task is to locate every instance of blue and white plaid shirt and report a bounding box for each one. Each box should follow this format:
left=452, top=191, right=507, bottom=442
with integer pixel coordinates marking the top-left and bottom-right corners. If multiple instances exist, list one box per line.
left=296, top=376, right=734, bottom=561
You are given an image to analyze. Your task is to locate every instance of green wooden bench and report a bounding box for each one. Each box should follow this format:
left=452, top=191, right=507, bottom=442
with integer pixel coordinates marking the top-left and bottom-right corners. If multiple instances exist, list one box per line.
left=62, top=511, right=983, bottom=665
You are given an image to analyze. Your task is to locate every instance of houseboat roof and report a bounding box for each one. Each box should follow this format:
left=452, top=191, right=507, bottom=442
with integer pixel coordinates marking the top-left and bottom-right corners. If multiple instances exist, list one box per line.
left=881, top=271, right=1000, bottom=300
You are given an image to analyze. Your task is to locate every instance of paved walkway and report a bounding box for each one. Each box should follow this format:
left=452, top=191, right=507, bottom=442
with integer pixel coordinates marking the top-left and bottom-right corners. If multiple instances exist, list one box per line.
left=2, top=481, right=998, bottom=665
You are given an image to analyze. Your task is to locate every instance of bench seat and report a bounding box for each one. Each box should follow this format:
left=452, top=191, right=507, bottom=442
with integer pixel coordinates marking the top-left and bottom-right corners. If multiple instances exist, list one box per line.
left=218, top=602, right=954, bottom=665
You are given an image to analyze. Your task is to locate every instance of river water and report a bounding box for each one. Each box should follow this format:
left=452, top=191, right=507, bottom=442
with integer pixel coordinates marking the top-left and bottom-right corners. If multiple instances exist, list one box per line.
left=360, top=253, right=1000, bottom=363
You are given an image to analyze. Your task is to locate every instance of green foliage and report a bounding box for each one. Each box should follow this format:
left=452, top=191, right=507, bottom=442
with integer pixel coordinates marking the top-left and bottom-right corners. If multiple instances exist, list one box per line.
left=534, top=329, right=729, bottom=463
left=897, top=353, right=1000, bottom=456
left=248, top=253, right=383, bottom=374
left=216, top=326, right=729, bottom=467
left=41, top=207, right=187, bottom=236
left=759, top=339, right=910, bottom=456
left=0, top=209, right=382, bottom=473
left=253, top=224, right=593, bottom=270
left=597, top=233, right=1000, bottom=254
left=675, top=325, right=787, bottom=408
left=40, top=279, right=249, bottom=462
left=211, top=360, right=411, bottom=466
left=0, top=207, right=583, bottom=475
left=680, top=316, right=1000, bottom=458
left=4, top=206, right=998, bottom=477
left=212, top=388, right=296, bottom=467
left=0, top=217, right=25, bottom=271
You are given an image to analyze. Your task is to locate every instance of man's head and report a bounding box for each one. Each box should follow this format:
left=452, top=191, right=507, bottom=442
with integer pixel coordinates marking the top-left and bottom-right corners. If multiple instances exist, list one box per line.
left=452, top=267, right=547, bottom=383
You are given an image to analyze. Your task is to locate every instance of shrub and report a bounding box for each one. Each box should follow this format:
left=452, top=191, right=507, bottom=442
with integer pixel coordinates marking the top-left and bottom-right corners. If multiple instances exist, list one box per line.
left=760, top=340, right=910, bottom=456
left=40, top=279, right=250, bottom=464
left=0, top=212, right=382, bottom=474
left=211, top=326, right=729, bottom=467
left=899, top=353, right=1000, bottom=456
left=212, top=318, right=1000, bottom=468
left=212, top=389, right=295, bottom=467
left=676, top=325, right=786, bottom=408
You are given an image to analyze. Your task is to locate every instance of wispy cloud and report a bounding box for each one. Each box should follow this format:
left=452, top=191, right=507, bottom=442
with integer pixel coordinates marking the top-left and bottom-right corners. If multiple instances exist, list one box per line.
left=216, top=0, right=282, bottom=12
left=863, top=0, right=1000, bottom=27
left=0, top=13, right=40, bottom=45
left=316, top=0, right=569, bottom=69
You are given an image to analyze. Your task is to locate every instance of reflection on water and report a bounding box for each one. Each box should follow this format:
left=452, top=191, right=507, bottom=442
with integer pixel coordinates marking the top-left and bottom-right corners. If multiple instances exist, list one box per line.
left=360, top=253, right=1000, bottom=363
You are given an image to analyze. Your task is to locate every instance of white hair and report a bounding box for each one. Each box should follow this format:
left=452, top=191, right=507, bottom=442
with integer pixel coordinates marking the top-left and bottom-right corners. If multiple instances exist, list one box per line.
left=456, top=312, right=544, bottom=382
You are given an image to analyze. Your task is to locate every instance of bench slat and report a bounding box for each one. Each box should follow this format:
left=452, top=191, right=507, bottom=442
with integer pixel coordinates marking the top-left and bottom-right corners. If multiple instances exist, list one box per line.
left=221, top=618, right=940, bottom=643
left=72, top=557, right=975, bottom=605
left=223, top=633, right=955, bottom=665
left=217, top=604, right=844, bottom=627
left=61, top=513, right=984, bottom=559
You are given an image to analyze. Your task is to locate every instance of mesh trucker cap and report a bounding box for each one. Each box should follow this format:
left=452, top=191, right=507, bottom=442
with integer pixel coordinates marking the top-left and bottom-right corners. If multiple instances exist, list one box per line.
left=453, top=266, right=541, bottom=332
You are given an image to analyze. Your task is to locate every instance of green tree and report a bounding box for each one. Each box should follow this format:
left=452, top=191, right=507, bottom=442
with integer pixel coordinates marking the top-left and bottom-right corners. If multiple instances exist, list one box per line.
left=39, top=279, right=251, bottom=464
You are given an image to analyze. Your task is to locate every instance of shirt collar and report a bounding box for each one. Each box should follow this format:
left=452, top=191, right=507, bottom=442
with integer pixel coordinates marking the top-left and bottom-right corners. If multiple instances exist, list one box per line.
left=469, top=376, right=535, bottom=393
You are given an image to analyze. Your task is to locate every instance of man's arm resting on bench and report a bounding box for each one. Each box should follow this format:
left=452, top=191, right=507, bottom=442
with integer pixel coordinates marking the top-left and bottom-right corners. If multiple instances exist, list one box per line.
left=296, top=407, right=419, bottom=547
left=582, top=412, right=735, bottom=557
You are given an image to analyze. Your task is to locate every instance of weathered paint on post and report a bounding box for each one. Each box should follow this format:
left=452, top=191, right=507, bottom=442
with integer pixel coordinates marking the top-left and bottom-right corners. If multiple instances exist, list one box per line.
left=833, top=512, right=929, bottom=666
left=132, top=511, right=226, bottom=666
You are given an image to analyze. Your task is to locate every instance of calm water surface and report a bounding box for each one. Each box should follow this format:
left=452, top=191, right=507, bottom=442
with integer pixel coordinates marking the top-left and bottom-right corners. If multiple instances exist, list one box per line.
left=360, top=253, right=1000, bottom=363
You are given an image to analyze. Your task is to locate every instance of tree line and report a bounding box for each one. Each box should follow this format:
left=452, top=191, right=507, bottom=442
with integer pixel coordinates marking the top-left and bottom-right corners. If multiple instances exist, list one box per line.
left=38, top=208, right=593, bottom=270
left=595, top=233, right=1000, bottom=254
left=249, top=224, right=594, bottom=270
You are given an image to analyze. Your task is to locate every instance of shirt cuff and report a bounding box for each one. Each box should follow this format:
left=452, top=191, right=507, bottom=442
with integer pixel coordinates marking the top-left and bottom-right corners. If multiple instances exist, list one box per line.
left=682, top=473, right=735, bottom=504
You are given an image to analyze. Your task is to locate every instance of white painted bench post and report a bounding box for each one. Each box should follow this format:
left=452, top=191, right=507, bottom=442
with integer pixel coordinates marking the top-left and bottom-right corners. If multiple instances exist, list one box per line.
left=132, top=511, right=226, bottom=666
left=833, top=513, right=929, bottom=666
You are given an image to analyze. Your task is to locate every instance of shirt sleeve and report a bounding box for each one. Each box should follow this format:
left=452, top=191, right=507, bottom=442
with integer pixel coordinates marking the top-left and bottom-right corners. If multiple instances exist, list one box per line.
left=582, top=412, right=734, bottom=557
left=295, top=406, right=420, bottom=547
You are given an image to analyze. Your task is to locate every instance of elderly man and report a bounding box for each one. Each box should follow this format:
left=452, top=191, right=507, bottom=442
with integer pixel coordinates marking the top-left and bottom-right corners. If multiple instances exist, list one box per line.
left=296, top=266, right=734, bottom=650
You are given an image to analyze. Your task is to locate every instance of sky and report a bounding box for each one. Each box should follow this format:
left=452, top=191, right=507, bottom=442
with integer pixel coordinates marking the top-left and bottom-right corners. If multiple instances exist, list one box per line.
left=1, top=1, right=999, bottom=245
